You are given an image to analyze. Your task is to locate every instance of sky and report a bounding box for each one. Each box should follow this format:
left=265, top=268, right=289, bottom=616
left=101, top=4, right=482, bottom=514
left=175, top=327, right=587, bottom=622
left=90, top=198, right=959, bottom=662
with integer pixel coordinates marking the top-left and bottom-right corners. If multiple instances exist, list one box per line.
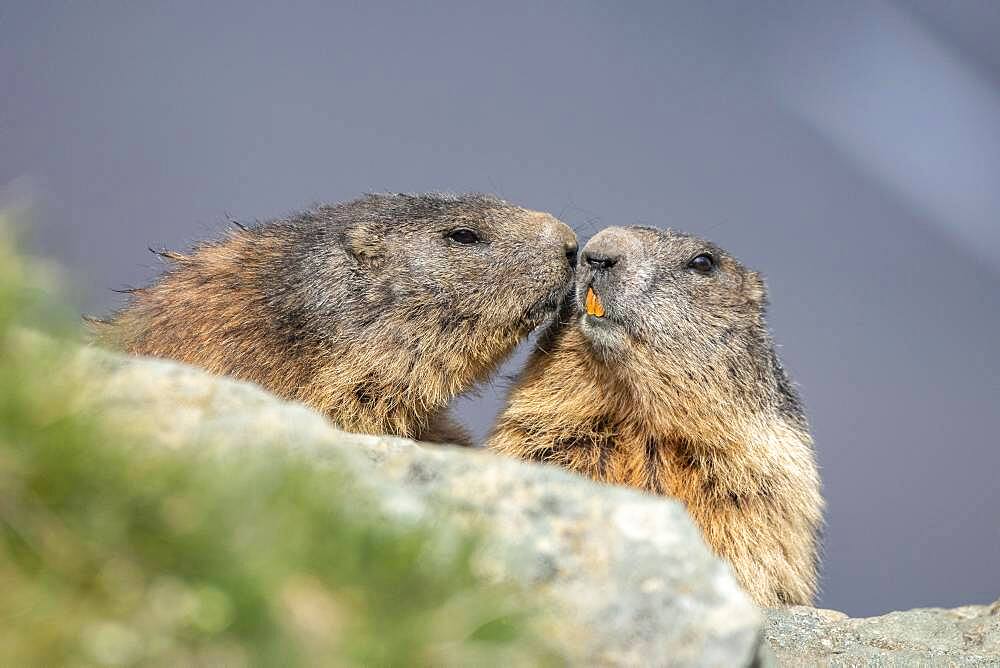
left=2, top=0, right=998, bottom=617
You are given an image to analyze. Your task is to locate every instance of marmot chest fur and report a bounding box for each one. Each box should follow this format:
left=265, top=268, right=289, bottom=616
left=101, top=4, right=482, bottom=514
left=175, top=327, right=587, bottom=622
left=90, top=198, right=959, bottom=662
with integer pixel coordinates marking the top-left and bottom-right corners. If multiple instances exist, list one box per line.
left=488, top=226, right=822, bottom=606
left=99, top=193, right=578, bottom=446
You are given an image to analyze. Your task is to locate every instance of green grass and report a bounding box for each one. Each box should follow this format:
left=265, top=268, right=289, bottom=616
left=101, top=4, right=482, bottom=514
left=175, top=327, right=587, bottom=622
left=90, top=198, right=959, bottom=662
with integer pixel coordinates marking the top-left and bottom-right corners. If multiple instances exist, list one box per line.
left=0, top=211, right=556, bottom=666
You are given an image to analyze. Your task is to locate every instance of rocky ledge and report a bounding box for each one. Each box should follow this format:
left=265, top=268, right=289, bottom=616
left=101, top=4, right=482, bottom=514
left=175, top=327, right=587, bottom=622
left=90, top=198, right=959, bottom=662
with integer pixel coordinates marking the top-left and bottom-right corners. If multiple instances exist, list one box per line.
left=767, top=601, right=1000, bottom=666
left=79, top=349, right=999, bottom=666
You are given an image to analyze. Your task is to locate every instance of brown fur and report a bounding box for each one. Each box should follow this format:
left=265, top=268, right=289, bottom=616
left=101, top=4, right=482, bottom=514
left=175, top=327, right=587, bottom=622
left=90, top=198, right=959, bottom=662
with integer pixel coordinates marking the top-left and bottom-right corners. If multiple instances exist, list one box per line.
left=489, top=226, right=823, bottom=606
left=96, top=193, right=577, bottom=446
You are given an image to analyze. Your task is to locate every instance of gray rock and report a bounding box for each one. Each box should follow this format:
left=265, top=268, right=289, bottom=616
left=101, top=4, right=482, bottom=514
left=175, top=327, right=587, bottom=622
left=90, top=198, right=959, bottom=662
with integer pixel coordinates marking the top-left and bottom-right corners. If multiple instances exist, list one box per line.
left=77, top=349, right=765, bottom=667
left=766, top=600, right=1000, bottom=666
left=81, top=349, right=999, bottom=666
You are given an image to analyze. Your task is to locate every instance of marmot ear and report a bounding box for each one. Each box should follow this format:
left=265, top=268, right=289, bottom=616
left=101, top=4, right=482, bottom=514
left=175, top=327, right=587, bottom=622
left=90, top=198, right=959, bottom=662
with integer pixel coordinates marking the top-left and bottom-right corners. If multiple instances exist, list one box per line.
left=344, top=224, right=385, bottom=269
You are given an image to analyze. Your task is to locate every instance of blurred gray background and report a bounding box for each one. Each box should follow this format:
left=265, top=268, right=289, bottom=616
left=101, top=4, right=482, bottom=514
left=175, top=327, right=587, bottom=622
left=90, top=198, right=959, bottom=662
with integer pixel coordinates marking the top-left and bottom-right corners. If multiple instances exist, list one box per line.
left=2, top=1, right=997, bottom=616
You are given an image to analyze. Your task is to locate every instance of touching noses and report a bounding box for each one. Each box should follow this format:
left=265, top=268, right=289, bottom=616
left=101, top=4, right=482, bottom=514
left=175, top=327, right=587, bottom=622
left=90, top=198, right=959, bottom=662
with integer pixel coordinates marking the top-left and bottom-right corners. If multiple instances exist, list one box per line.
left=545, top=217, right=579, bottom=269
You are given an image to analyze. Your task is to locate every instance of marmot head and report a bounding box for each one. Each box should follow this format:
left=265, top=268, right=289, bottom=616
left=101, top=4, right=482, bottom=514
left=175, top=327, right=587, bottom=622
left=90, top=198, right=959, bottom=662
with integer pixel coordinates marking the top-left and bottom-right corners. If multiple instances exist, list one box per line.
left=325, top=193, right=578, bottom=339
left=571, top=225, right=805, bottom=426
left=576, top=226, right=765, bottom=358
left=572, top=225, right=806, bottom=426
left=266, top=193, right=578, bottom=418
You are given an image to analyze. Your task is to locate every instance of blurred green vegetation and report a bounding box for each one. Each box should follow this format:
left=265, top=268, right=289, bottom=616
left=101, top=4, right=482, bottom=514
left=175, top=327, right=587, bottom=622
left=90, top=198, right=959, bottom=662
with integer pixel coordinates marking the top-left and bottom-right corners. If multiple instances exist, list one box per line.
left=0, top=211, right=555, bottom=667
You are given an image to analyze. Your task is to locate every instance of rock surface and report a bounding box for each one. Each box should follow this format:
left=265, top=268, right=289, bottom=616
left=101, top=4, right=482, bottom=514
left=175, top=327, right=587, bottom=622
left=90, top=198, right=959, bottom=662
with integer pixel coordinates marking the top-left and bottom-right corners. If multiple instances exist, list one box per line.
left=79, top=349, right=765, bottom=667
left=766, top=601, right=1000, bottom=666
left=77, top=348, right=999, bottom=667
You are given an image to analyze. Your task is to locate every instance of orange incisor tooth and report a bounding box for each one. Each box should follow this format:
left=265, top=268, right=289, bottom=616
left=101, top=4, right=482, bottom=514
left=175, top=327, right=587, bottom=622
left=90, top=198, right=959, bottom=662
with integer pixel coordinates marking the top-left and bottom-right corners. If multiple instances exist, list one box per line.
left=586, top=287, right=605, bottom=317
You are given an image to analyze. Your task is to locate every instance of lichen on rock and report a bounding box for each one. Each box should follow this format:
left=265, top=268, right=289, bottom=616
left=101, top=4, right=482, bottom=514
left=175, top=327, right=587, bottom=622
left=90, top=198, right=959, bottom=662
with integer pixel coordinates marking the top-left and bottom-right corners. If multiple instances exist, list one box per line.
left=767, top=601, right=1000, bottom=666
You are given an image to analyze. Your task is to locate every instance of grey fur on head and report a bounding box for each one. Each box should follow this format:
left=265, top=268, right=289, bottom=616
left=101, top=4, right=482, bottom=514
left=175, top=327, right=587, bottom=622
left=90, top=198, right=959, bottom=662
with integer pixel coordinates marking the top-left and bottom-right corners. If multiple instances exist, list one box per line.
left=577, top=225, right=805, bottom=426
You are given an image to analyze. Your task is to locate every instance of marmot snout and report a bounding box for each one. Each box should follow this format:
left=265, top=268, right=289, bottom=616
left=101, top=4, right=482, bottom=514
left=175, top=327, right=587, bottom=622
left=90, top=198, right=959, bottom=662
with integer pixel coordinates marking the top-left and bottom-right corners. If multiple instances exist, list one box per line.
left=99, top=193, right=578, bottom=446
left=489, top=225, right=823, bottom=606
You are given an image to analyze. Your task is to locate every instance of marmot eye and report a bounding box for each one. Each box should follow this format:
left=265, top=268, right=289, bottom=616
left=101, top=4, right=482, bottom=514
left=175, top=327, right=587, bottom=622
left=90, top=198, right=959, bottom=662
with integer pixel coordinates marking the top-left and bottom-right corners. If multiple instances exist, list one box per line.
left=446, top=228, right=481, bottom=245
left=688, top=253, right=715, bottom=273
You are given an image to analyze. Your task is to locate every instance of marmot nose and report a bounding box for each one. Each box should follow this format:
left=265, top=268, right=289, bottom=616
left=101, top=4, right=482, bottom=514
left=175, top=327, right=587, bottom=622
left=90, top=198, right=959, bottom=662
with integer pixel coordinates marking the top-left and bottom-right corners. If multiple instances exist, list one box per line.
left=565, top=241, right=579, bottom=267
left=583, top=250, right=619, bottom=271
